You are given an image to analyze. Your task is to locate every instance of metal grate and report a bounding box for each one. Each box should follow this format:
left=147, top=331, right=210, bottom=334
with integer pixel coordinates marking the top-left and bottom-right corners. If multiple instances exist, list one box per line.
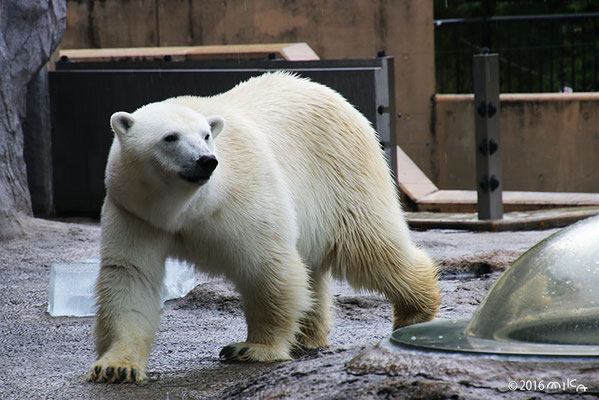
left=435, top=11, right=599, bottom=93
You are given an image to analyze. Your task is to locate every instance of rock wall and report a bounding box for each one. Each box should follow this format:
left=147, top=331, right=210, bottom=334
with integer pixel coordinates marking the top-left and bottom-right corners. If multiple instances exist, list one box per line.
left=0, top=0, right=66, bottom=239
left=24, top=67, right=54, bottom=217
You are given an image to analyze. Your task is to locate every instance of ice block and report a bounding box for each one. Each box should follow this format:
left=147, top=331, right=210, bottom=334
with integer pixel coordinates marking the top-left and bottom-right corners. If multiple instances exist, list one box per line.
left=47, top=259, right=197, bottom=317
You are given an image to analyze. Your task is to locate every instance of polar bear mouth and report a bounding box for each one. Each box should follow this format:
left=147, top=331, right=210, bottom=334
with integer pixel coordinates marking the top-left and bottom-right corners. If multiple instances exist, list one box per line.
left=178, top=171, right=212, bottom=184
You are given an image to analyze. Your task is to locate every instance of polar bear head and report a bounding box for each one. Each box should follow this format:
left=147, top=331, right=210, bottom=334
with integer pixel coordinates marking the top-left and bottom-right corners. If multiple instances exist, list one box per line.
left=109, top=102, right=225, bottom=187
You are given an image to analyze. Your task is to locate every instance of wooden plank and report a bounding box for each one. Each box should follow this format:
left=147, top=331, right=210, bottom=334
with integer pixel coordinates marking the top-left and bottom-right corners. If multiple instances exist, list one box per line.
left=407, top=207, right=599, bottom=232
left=417, top=190, right=599, bottom=213
left=396, top=146, right=438, bottom=201
left=504, top=191, right=599, bottom=205
left=278, top=43, right=321, bottom=61
left=396, top=144, right=599, bottom=214
left=59, top=43, right=319, bottom=62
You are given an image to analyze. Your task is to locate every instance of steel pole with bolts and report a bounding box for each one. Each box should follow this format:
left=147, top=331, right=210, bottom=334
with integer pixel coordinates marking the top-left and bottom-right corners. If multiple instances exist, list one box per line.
left=473, top=53, right=503, bottom=220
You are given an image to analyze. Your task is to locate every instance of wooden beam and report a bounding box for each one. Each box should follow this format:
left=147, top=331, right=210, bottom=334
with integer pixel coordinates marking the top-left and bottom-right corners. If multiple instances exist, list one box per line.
left=417, top=190, right=599, bottom=213
left=396, top=146, right=438, bottom=201
left=407, top=207, right=599, bottom=231
left=396, top=146, right=599, bottom=213
left=59, top=43, right=319, bottom=63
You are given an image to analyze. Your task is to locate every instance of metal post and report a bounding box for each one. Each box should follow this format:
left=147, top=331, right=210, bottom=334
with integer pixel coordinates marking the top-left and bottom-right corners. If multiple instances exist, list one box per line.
left=374, top=55, right=398, bottom=183
left=473, top=53, right=503, bottom=220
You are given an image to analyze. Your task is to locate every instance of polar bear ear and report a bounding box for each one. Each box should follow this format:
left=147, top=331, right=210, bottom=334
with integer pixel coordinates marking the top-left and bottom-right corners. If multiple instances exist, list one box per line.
left=110, top=112, right=135, bottom=139
left=207, top=115, right=225, bottom=138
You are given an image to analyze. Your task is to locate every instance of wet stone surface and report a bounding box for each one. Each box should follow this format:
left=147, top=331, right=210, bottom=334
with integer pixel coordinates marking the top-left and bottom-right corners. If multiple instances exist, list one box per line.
left=3, top=217, right=594, bottom=399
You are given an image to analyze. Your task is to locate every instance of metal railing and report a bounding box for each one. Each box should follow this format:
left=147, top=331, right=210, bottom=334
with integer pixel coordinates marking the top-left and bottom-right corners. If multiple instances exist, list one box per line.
left=435, top=12, right=599, bottom=93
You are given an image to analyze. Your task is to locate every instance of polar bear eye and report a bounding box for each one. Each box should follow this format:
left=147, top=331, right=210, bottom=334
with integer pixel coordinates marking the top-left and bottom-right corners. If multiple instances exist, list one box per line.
left=163, top=133, right=179, bottom=143
left=204, top=134, right=211, bottom=141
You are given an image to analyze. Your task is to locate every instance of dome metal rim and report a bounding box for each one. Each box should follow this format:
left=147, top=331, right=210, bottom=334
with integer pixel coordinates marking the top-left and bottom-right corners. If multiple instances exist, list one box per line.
left=391, top=318, right=599, bottom=358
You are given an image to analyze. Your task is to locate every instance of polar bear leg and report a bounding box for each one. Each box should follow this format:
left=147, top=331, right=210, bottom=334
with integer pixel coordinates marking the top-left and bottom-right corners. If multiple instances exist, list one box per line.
left=334, top=237, right=440, bottom=331
left=87, top=201, right=167, bottom=383
left=385, top=248, right=441, bottom=330
left=86, top=263, right=163, bottom=383
left=219, top=252, right=313, bottom=362
left=297, top=269, right=332, bottom=348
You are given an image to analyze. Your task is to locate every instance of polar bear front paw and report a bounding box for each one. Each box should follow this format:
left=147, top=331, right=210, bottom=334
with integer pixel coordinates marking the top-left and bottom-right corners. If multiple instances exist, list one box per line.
left=87, top=360, right=147, bottom=383
left=219, top=342, right=291, bottom=362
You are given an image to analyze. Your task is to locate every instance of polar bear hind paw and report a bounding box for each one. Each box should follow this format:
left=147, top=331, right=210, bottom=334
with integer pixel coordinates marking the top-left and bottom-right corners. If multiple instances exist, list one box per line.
left=87, top=361, right=146, bottom=383
left=219, top=342, right=292, bottom=362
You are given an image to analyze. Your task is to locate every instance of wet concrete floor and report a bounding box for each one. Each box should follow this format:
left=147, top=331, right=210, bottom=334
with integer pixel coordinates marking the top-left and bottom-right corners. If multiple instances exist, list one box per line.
left=2, top=217, right=595, bottom=399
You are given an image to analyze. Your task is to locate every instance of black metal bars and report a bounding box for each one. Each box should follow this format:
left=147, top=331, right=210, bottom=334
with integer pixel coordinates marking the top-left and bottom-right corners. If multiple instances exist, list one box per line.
left=435, top=12, right=599, bottom=93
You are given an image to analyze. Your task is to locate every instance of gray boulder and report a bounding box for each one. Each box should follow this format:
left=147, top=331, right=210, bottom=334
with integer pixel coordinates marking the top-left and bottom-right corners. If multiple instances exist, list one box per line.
left=0, top=0, right=66, bottom=239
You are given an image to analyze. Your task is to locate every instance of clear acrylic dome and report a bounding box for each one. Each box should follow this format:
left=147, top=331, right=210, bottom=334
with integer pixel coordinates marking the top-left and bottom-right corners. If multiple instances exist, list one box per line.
left=465, top=214, right=599, bottom=345
left=391, top=214, right=599, bottom=356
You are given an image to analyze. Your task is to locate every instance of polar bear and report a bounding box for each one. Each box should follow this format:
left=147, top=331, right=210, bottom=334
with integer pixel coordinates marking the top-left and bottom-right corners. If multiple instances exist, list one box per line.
left=87, top=72, right=440, bottom=383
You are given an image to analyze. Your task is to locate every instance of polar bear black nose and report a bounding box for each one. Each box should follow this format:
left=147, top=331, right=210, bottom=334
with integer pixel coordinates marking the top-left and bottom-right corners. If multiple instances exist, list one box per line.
left=197, top=155, right=218, bottom=173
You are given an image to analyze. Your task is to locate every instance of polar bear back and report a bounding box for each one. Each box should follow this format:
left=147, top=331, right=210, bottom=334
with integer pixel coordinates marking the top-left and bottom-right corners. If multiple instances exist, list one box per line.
left=168, top=73, right=407, bottom=268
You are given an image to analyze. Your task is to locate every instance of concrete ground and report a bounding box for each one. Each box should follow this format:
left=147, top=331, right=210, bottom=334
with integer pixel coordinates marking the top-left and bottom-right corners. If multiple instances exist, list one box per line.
left=1, top=216, right=595, bottom=399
